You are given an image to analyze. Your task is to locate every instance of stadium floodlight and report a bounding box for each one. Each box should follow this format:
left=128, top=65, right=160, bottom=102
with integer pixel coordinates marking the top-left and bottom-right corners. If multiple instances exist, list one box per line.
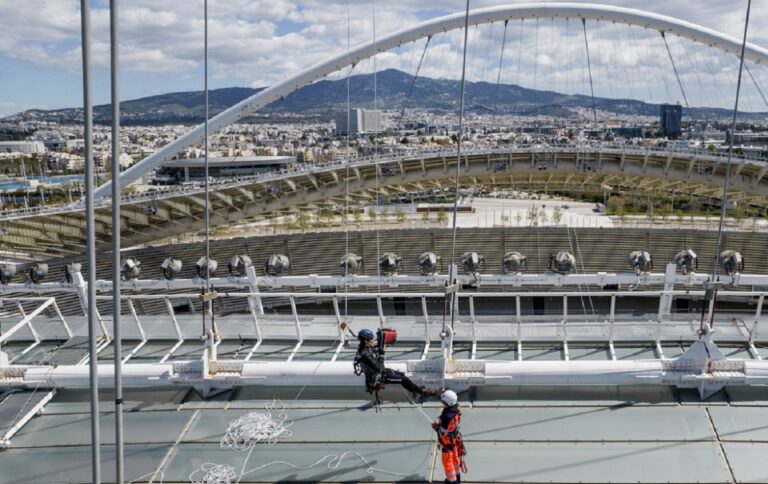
left=121, top=258, right=141, bottom=281
left=264, top=254, right=290, bottom=277
left=629, top=251, right=653, bottom=274
left=340, top=254, right=363, bottom=277
left=64, top=263, right=82, bottom=283
left=418, top=252, right=441, bottom=276
left=502, top=251, right=527, bottom=274
left=160, top=258, right=183, bottom=280
left=196, top=257, right=218, bottom=279
left=28, top=263, right=48, bottom=284
left=0, top=263, right=16, bottom=284
left=719, top=250, right=745, bottom=275
left=460, top=251, right=485, bottom=274
left=228, top=255, right=253, bottom=276
left=547, top=252, right=576, bottom=274
left=378, top=252, right=402, bottom=276
left=674, top=249, right=698, bottom=275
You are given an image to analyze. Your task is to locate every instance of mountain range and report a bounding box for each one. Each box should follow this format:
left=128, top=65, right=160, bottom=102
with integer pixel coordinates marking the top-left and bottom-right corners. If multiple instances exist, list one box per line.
left=5, top=69, right=761, bottom=125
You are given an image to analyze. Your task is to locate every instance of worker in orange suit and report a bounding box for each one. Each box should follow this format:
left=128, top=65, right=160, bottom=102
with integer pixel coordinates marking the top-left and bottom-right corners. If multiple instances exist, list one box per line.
left=433, top=390, right=466, bottom=484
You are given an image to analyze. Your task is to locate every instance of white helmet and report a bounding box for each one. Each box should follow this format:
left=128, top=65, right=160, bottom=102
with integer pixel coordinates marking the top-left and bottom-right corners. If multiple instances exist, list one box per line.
left=440, top=390, right=458, bottom=406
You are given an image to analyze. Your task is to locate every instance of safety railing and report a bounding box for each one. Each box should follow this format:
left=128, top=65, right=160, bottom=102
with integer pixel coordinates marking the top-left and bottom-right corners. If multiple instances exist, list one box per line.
left=3, top=288, right=764, bottom=365
left=0, top=297, right=72, bottom=364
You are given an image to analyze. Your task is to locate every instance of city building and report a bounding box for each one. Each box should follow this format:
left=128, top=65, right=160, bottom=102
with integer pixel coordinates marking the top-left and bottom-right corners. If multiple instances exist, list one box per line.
left=335, top=108, right=383, bottom=135
left=0, top=140, right=45, bottom=155
left=660, top=104, right=683, bottom=139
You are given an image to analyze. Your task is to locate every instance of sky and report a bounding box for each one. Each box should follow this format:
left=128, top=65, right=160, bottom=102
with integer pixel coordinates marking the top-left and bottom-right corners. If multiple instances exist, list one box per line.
left=0, top=0, right=766, bottom=117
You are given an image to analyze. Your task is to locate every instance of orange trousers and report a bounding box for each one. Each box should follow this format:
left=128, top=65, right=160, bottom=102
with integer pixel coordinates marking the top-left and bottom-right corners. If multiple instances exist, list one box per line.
left=441, top=446, right=461, bottom=482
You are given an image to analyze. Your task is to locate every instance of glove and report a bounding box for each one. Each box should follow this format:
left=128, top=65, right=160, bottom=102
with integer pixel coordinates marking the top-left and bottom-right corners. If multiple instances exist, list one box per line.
left=432, top=421, right=440, bottom=431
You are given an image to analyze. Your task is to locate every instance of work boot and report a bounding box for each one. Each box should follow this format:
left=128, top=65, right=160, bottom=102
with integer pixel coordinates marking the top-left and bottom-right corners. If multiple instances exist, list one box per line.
left=417, top=388, right=438, bottom=403
left=456, top=474, right=461, bottom=483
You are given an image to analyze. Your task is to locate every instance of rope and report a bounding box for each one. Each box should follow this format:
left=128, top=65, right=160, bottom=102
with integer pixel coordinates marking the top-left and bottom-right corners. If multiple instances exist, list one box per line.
left=495, top=20, right=509, bottom=100
left=706, top=0, right=752, bottom=334
left=533, top=18, right=539, bottom=90
left=660, top=31, right=690, bottom=109
left=745, top=63, right=768, bottom=110
left=515, top=19, right=524, bottom=88
left=403, top=389, right=437, bottom=424
left=581, top=18, right=598, bottom=125
left=394, top=36, right=431, bottom=133
left=240, top=450, right=426, bottom=479
left=188, top=396, right=432, bottom=483
left=444, top=0, right=471, bottom=334
left=219, top=400, right=293, bottom=450
left=190, top=464, right=237, bottom=484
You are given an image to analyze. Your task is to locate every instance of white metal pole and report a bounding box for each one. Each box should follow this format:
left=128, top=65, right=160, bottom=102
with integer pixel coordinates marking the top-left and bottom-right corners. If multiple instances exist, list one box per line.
left=80, top=0, right=101, bottom=481
left=109, top=0, right=124, bottom=481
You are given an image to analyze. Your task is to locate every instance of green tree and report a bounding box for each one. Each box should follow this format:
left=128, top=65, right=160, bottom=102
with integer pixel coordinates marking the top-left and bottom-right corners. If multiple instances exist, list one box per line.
left=436, top=210, right=448, bottom=225
left=395, top=207, right=407, bottom=224
left=297, top=211, right=310, bottom=231
left=552, top=206, right=563, bottom=225
left=527, top=206, right=538, bottom=226
left=606, top=196, right=626, bottom=214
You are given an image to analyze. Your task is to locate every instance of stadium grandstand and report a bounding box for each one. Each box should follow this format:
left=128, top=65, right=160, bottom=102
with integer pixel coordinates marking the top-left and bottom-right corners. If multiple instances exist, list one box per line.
left=3, top=2, right=768, bottom=484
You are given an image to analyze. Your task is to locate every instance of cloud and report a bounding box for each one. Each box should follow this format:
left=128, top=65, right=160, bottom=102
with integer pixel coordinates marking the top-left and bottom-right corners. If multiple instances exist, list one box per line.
left=0, top=0, right=766, bottom=111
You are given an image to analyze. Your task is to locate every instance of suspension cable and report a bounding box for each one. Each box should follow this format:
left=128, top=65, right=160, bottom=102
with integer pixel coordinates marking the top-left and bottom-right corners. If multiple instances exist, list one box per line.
left=495, top=20, right=509, bottom=100
left=581, top=18, right=598, bottom=125
left=533, top=18, right=539, bottom=90
left=660, top=31, right=690, bottom=109
left=705, top=0, right=752, bottom=332
left=712, top=0, right=752, bottom=269
left=745, top=63, right=768, bottom=110
left=394, top=36, right=431, bottom=132
left=445, top=0, right=471, bottom=334
left=515, top=19, right=524, bottom=88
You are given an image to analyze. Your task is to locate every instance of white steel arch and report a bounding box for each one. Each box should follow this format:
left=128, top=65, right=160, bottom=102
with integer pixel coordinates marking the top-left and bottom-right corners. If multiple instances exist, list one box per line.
left=95, top=2, right=768, bottom=199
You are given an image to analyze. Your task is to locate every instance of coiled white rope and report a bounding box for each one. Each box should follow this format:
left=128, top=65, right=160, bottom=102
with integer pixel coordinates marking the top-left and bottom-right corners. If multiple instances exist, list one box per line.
left=188, top=396, right=432, bottom=484
left=189, top=463, right=237, bottom=484
left=219, top=399, right=293, bottom=450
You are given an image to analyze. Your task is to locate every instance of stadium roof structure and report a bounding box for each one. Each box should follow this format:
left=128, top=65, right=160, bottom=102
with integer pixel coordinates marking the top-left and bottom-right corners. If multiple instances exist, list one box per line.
left=1, top=256, right=768, bottom=483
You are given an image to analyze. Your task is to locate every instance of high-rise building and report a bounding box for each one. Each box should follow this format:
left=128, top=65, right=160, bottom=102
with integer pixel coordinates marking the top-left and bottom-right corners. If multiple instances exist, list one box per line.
left=660, top=104, right=683, bottom=139
left=335, top=108, right=383, bottom=135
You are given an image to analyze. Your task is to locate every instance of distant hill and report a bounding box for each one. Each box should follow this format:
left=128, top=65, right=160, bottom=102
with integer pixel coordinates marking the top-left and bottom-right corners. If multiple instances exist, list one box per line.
left=5, top=69, right=759, bottom=124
